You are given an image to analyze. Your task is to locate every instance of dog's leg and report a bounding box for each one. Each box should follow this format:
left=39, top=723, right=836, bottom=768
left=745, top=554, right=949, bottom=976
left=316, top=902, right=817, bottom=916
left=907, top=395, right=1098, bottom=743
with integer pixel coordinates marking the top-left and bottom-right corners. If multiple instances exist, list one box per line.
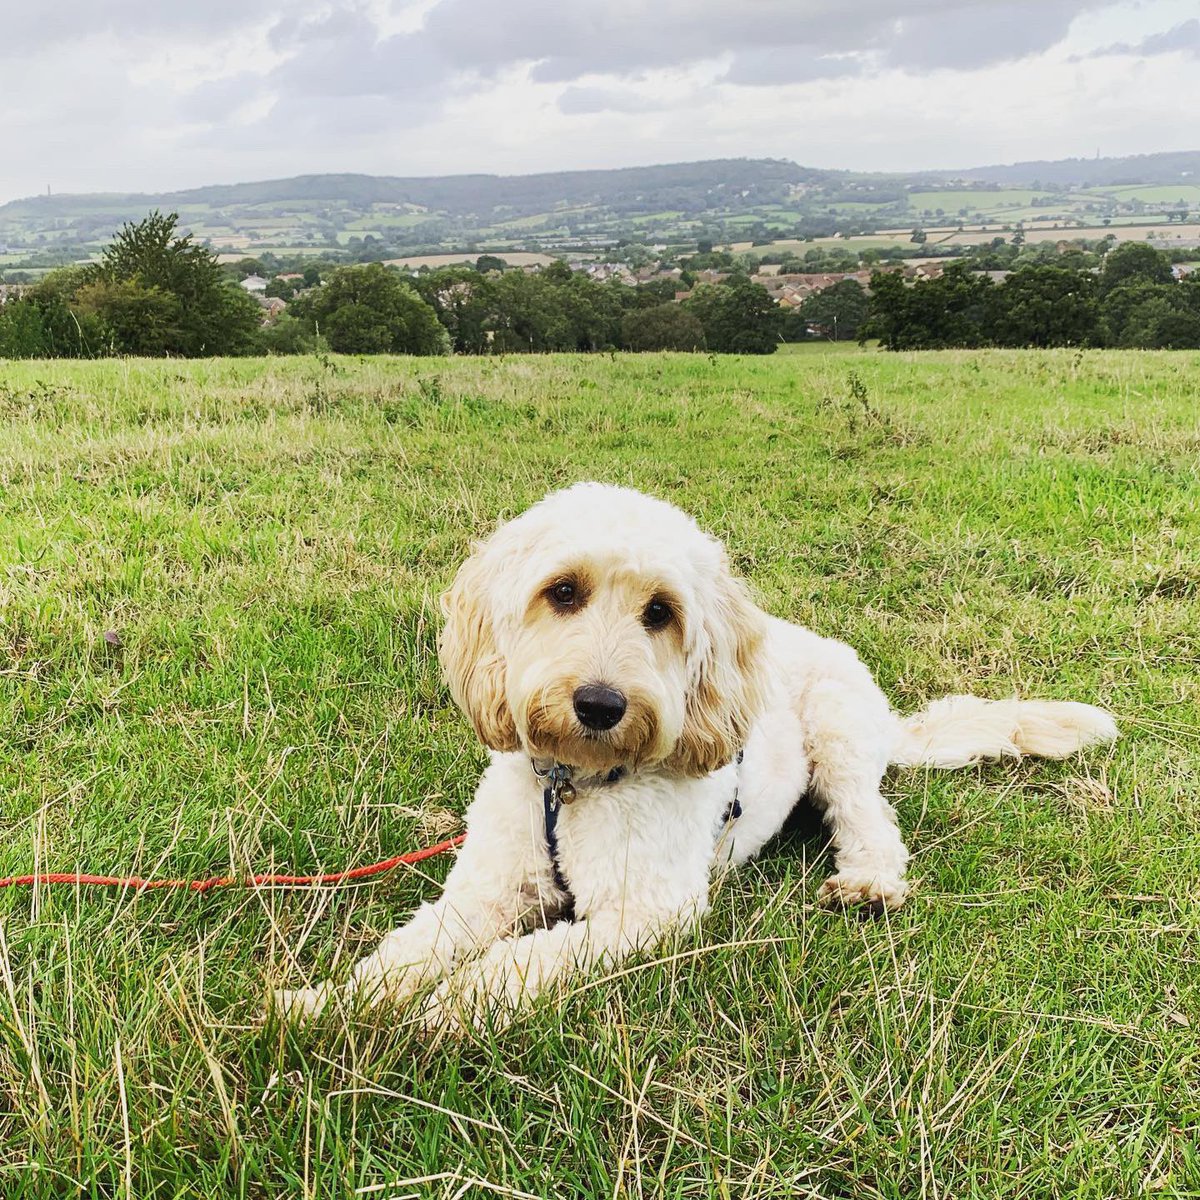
left=421, top=907, right=692, bottom=1034
left=802, top=678, right=910, bottom=911
left=274, top=757, right=542, bottom=1020
left=274, top=852, right=534, bottom=1020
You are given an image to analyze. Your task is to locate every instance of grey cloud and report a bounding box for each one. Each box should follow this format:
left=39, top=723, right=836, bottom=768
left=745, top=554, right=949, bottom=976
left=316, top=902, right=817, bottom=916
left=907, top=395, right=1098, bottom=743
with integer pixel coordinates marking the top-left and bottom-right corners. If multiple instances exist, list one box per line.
left=268, top=9, right=447, bottom=98
left=1089, top=19, right=1200, bottom=59
left=166, top=7, right=455, bottom=162
left=721, top=47, right=866, bottom=86
left=422, top=0, right=902, bottom=79
left=881, top=1, right=1088, bottom=70
left=556, top=86, right=670, bottom=115
left=417, top=0, right=1103, bottom=83
left=0, top=0, right=281, bottom=59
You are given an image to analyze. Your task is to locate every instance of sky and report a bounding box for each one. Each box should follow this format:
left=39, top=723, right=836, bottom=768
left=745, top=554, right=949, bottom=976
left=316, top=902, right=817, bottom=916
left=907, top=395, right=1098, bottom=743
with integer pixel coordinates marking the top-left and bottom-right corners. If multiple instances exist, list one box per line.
left=1, top=0, right=1197, bottom=202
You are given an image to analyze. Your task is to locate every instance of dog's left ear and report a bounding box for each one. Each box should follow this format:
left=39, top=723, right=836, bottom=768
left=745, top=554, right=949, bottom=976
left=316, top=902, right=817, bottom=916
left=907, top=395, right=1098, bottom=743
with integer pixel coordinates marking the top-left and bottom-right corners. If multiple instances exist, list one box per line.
left=438, top=542, right=521, bottom=753
left=666, top=562, right=767, bottom=777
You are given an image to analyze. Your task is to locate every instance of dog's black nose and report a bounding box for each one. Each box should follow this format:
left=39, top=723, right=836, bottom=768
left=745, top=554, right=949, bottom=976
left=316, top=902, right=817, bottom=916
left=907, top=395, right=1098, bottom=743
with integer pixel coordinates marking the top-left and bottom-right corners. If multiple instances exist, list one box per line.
left=573, top=684, right=627, bottom=731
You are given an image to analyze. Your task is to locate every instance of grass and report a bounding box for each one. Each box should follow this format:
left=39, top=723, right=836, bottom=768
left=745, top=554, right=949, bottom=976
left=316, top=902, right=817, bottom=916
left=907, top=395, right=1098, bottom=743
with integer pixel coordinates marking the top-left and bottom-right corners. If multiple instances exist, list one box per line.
left=1082, top=185, right=1200, bottom=206
left=1, top=349, right=1198, bottom=1197
left=905, top=190, right=1054, bottom=213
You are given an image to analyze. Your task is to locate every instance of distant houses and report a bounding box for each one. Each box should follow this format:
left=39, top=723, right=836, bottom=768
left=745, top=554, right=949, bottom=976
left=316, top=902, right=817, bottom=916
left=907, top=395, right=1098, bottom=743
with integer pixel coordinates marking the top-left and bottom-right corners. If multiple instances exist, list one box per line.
left=257, top=296, right=287, bottom=321
left=750, top=270, right=873, bottom=309
left=238, top=274, right=268, bottom=294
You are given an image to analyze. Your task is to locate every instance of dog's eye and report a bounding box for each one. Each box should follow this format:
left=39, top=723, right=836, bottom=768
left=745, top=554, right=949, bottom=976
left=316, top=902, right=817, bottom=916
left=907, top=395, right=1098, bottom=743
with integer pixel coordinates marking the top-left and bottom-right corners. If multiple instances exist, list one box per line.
left=549, top=581, right=578, bottom=609
left=642, top=598, right=673, bottom=630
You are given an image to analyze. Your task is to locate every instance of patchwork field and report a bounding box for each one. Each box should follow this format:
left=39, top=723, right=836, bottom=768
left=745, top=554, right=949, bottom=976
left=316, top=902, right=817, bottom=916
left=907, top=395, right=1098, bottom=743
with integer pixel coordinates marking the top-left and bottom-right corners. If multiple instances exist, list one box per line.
left=731, top=221, right=1200, bottom=257
left=382, top=251, right=560, bottom=270
left=1, top=349, right=1198, bottom=1196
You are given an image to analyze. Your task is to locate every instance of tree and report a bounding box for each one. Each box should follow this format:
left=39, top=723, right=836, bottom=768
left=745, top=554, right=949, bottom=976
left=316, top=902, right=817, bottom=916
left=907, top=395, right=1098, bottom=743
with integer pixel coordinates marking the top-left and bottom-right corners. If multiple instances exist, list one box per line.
left=296, top=263, right=449, bottom=355
left=1118, top=296, right=1200, bottom=348
left=258, top=314, right=321, bottom=355
left=0, top=299, right=49, bottom=357
left=1100, top=242, right=1174, bottom=294
left=475, top=255, right=506, bottom=274
left=685, top=278, right=781, bottom=353
left=17, top=269, right=109, bottom=356
left=989, top=266, right=1098, bottom=347
left=865, top=263, right=994, bottom=350
left=486, top=272, right=573, bottom=352
left=617, top=242, right=656, bottom=269
left=413, top=268, right=496, bottom=354
left=1100, top=281, right=1175, bottom=345
left=84, top=211, right=261, bottom=355
left=620, top=303, right=705, bottom=351
left=71, top=278, right=182, bottom=356
left=798, top=279, right=869, bottom=341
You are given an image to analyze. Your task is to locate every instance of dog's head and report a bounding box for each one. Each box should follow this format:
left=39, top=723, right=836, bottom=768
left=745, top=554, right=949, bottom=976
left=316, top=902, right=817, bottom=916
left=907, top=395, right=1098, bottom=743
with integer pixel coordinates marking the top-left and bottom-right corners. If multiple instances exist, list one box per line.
left=438, top=483, right=766, bottom=777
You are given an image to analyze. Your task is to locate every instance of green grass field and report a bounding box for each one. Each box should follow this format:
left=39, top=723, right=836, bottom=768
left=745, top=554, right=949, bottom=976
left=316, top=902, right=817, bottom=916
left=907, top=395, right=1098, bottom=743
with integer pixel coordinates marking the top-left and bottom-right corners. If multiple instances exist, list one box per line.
left=905, top=190, right=1054, bottom=213
left=1, top=349, right=1198, bottom=1197
left=1084, top=185, right=1200, bottom=206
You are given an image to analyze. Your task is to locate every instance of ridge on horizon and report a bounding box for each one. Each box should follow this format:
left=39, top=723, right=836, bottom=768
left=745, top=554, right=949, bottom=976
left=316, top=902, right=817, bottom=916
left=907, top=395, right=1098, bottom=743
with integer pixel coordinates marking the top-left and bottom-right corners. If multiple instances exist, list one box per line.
left=4, top=149, right=1199, bottom=211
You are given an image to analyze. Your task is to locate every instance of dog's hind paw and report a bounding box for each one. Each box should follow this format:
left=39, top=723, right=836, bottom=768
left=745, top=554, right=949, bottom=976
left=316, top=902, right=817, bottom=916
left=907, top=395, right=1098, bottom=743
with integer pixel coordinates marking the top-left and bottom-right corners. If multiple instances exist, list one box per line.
left=818, top=871, right=908, bottom=913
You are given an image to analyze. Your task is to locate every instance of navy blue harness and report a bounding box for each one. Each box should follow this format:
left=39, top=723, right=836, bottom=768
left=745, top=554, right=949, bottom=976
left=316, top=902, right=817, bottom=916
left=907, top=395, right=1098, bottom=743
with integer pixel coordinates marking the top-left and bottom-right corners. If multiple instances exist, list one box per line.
left=534, top=750, right=744, bottom=919
left=535, top=761, right=623, bottom=919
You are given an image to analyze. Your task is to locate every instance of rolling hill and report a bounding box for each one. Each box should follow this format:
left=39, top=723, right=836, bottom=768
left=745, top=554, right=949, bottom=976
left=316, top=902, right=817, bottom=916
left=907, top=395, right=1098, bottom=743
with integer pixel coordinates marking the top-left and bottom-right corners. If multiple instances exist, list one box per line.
left=1, top=151, right=1197, bottom=273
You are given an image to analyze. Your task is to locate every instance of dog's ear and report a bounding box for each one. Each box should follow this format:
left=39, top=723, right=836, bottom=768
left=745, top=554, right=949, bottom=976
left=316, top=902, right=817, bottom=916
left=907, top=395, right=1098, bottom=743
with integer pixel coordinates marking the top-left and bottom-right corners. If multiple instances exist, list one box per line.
left=666, top=564, right=767, bottom=777
left=438, top=543, right=520, bottom=752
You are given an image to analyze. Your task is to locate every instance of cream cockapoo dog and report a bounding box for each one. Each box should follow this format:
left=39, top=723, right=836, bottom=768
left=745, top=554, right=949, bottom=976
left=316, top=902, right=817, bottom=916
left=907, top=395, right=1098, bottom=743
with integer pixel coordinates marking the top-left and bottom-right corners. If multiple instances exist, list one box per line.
left=279, top=483, right=1116, bottom=1030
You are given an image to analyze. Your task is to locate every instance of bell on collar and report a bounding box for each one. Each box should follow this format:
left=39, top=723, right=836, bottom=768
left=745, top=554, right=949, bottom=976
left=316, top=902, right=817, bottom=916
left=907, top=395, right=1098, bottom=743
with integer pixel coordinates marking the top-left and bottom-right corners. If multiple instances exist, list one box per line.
left=558, top=779, right=577, bottom=805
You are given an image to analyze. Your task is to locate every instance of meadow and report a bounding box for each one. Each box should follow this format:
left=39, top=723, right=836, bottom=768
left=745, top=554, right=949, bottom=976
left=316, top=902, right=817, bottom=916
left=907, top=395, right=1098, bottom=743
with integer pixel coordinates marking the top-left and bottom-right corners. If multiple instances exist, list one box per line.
left=0, top=348, right=1198, bottom=1197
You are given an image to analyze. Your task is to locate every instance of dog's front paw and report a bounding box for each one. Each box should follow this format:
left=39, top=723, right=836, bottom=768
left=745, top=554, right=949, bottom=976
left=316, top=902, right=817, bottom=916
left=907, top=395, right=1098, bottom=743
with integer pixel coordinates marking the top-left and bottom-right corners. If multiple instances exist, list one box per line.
left=818, top=871, right=908, bottom=914
left=420, top=951, right=525, bottom=1037
left=421, top=974, right=501, bottom=1038
left=272, top=982, right=334, bottom=1022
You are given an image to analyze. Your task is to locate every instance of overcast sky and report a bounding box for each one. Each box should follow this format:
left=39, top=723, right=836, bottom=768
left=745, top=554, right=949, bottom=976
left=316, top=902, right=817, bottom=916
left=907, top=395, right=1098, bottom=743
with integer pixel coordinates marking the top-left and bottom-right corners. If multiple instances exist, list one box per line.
left=1, top=0, right=1196, bottom=202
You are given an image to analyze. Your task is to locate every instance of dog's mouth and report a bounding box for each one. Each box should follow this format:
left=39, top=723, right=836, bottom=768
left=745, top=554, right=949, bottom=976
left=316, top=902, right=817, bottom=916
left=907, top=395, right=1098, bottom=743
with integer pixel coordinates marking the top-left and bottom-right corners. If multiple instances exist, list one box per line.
left=522, top=693, right=661, bottom=773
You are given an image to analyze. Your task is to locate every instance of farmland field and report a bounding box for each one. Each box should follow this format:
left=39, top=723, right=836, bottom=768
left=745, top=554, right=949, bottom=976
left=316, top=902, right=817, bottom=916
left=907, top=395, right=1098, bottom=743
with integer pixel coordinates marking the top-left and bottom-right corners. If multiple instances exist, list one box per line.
left=383, top=251, right=560, bottom=269
left=732, top=221, right=1200, bottom=257
left=1, top=349, right=1198, bottom=1197
left=1084, top=184, right=1200, bottom=206
left=904, top=189, right=1053, bottom=212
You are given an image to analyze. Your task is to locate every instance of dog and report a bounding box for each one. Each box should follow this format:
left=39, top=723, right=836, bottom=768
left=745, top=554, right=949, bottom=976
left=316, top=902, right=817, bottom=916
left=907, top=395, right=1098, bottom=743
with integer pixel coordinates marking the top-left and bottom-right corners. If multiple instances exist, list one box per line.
left=277, top=483, right=1116, bottom=1031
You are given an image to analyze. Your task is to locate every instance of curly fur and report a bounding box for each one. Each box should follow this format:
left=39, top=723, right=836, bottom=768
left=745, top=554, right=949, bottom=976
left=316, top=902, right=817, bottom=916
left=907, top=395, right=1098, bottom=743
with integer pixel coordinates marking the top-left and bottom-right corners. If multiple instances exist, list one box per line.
left=277, top=483, right=1117, bottom=1032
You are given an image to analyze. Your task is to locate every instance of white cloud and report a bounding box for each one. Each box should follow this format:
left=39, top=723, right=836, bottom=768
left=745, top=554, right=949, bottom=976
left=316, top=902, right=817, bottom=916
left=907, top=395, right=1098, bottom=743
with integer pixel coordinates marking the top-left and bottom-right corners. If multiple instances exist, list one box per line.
left=0, top=0, right=1195, bottom=203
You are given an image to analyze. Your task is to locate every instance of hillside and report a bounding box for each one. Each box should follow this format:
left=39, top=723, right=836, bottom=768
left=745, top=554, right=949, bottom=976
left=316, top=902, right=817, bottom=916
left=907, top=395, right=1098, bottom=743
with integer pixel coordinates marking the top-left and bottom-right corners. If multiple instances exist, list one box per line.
left=2, top=151, right=1197, bottom=273
left=957, top=149, right=1200, bottom=187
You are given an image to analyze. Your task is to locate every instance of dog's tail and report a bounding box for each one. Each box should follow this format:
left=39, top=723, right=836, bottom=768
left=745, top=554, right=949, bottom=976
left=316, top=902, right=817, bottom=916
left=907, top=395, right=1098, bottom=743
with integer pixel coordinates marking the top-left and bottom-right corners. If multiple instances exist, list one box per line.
left=891, top=695, right=1117, bottom=770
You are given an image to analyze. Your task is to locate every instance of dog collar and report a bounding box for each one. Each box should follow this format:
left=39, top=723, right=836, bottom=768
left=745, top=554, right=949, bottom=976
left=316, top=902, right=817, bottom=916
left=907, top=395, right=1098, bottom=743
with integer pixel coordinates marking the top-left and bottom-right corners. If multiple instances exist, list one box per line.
left=529, top=759, right=625, bottom=808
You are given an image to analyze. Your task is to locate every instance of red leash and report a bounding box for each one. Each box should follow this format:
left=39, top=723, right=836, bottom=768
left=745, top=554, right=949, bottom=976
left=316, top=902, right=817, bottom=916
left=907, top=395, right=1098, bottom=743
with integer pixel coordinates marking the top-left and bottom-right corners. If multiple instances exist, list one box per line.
left=0, top=834, right=465, bottom=893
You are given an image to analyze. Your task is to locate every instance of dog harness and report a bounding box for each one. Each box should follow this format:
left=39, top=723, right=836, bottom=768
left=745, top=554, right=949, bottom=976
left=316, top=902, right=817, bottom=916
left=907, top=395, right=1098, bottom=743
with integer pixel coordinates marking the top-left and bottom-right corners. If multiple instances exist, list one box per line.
left=532, top=760, right=623, bottom=918
left=532, top=750, right=744, bottom=919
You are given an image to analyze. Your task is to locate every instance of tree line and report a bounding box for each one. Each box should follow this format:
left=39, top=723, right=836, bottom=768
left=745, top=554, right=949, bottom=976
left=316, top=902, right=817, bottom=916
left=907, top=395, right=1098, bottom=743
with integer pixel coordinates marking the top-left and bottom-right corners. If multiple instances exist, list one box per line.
left=865, top=243, right=1200, bottom=350
left=0, top=213, right=787, bottom=359
left=3, top=212, right=1197, bottom=359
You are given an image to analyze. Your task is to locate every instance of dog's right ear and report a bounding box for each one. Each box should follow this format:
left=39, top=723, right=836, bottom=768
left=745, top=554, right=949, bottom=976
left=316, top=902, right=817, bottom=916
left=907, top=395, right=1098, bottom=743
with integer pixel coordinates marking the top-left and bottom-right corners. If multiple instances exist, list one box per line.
left=438, top=544, right=520, bottom=752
